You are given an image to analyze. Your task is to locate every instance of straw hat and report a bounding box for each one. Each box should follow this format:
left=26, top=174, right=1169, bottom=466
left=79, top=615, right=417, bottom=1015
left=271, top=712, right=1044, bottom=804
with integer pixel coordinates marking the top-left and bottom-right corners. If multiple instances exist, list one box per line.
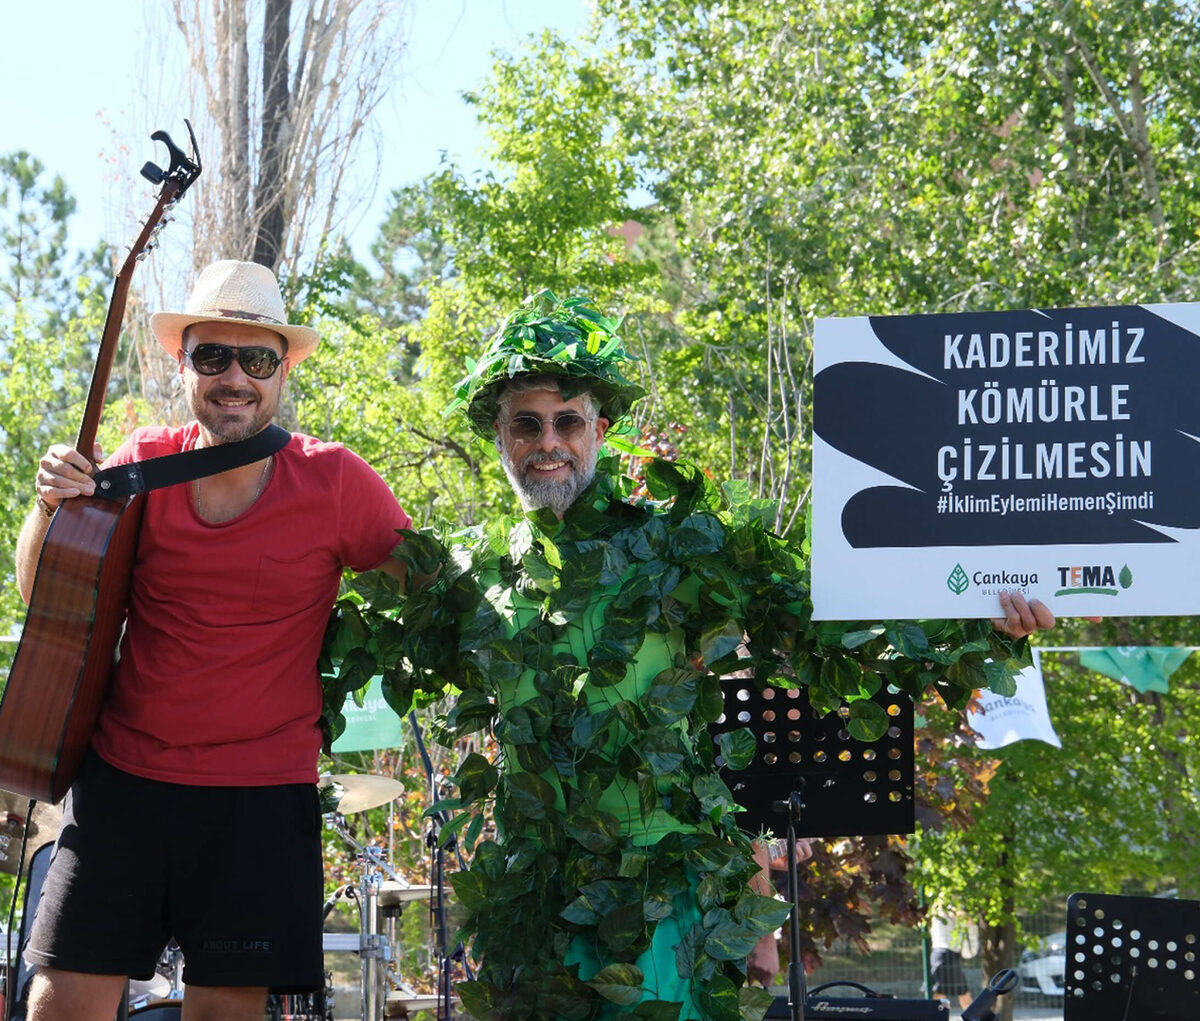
left=150, top=260, right=320, bottom=363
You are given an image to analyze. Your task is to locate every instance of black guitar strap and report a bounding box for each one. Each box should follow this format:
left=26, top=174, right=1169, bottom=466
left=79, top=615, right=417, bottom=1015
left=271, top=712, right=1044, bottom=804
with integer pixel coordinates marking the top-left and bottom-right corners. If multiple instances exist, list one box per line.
left=90, top=424, right=291, bottom=501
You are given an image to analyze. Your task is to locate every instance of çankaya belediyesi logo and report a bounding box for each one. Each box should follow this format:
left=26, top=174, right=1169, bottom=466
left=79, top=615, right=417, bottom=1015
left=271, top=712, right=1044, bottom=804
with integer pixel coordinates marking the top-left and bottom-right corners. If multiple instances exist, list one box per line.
left=947, top=564, right=1040, bottom=595
left=1054, top=564, right=1132, bottom=597
left=947, top=563, right=970, bottom=594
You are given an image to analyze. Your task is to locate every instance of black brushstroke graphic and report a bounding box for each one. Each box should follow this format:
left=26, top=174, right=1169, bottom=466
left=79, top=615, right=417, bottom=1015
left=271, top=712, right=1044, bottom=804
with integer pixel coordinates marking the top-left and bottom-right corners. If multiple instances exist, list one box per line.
left=814, top=305, right=1200, bottom=547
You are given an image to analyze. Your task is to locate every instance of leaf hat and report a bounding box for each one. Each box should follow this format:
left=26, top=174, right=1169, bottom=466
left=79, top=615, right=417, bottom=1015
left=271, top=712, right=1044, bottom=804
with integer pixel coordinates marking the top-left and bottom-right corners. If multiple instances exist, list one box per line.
left=449, top=289, right=646, bottom=439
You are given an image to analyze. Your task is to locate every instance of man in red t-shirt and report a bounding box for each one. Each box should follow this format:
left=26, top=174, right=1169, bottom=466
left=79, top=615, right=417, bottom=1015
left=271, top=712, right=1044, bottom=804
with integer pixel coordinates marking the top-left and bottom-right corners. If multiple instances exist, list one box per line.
left=14, top=260, right=413, bottom=1021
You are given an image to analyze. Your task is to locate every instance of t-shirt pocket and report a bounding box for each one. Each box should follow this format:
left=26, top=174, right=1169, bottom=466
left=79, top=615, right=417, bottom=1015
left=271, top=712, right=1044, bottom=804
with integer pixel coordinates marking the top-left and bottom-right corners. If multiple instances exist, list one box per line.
left=252, top=550, right=333, bottom=616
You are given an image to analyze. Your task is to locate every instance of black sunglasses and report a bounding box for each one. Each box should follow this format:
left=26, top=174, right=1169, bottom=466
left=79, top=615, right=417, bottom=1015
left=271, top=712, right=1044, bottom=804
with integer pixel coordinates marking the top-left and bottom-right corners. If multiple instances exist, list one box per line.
left=185, top=343, right=284, bottom=379
left=505, top=411, right=593, bottom=442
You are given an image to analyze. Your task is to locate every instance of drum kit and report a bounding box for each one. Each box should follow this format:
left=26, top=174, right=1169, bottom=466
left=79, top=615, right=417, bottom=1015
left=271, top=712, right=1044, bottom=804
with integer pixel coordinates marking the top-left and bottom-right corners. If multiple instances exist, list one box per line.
left=2, top=774, right=450, bottom=1021
left=321, top=773, right=444, bottom=1021
left=124, top=949, right=333, bottom=1021
left=0, top=794, right=61, bottom=878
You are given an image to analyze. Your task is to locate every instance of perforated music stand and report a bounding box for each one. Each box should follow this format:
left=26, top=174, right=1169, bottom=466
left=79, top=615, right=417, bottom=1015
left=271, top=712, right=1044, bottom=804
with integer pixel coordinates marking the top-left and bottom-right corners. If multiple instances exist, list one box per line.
left=711, top=682, right=916, bottom=1021
left=711, top=683, right=916, bottom=839
left=1063, top=892, right=1200, bottom=1021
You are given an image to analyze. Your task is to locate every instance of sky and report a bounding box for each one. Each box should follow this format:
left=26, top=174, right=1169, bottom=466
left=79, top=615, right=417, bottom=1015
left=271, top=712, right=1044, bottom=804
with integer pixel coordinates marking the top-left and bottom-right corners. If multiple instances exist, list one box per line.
left=1, top=0, right=591, bottom=264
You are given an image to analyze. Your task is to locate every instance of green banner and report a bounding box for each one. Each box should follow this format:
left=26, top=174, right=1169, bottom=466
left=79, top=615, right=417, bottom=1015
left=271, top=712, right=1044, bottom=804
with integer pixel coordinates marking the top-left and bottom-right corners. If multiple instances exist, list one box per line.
left=331, top=676, right=404, bottom=752
left=1079, top=646, right=1191, bottom=694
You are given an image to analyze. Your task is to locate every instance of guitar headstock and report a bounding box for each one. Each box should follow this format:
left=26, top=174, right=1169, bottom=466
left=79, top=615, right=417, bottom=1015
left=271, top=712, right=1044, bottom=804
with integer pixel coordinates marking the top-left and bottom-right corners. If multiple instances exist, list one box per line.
left=125, top=121, right=204, bottom=268
left=139, top=119, right=202, bottom=198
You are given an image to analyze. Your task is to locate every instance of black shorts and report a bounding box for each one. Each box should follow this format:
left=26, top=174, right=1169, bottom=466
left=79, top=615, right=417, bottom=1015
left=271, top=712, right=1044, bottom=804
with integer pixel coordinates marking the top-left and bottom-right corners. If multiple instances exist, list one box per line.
left=930, top=947, right=969, bottom=996
left=25, top=751, right=323, bottom=991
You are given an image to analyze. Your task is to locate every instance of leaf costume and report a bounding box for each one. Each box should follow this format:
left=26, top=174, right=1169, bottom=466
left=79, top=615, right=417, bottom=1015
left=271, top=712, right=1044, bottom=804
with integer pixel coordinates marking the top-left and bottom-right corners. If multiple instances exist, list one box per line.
left=320, top=292, right=1030, bottom=1021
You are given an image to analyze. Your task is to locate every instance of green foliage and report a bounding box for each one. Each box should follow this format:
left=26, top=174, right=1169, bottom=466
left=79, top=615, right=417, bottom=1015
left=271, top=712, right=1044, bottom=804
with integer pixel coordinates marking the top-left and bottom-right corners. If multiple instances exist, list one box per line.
left=342, top=32, right=665, bottom=531
left=913, top=651, right=1200, bottom=928
left=0, top=152, right=77, bottom=328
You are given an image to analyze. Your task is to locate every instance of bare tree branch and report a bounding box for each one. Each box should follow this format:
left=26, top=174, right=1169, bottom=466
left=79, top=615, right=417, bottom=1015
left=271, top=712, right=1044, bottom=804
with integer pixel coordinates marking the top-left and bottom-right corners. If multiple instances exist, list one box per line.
left=163, top=0, right=409, bottom=277
left=1066, top=26, right=1165, bottom=241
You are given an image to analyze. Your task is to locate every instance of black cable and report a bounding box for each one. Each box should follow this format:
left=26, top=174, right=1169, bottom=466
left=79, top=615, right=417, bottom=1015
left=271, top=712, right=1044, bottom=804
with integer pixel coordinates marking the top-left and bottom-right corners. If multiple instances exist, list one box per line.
left=1120, top=962, right=1138, bottom=1021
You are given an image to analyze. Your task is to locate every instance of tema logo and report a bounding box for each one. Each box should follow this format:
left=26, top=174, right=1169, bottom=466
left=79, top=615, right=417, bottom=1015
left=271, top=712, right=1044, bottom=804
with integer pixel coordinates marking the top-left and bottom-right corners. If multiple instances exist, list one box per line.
left=947, top=563, right=970, bottom=595
left=1054, top=564, right=1132, bottom=597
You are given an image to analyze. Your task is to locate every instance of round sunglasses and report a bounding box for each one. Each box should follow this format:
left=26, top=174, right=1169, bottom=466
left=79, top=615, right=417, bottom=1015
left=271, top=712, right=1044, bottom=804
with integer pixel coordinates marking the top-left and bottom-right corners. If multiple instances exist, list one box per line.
left=504, top=411, right=594, bottom=443
left=185, top=343, right=284, bottom=379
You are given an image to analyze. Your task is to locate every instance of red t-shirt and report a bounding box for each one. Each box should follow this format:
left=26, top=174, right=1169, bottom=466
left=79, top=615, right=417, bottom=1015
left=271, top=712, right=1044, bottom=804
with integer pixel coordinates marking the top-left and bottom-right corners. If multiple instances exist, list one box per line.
left=89, top=424, right=411, bottom=786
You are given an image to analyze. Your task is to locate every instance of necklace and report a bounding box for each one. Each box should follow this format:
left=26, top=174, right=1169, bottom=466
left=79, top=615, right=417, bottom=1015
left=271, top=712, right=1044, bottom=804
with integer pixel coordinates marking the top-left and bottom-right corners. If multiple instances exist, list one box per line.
left=194, top=455, right=273, bottom=520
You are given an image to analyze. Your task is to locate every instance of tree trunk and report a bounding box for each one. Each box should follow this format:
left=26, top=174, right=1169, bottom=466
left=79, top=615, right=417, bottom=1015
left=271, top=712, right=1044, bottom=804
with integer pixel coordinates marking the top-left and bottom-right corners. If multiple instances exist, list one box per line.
left=979, top=917, right=1016, bottom=1021
left=164, top=0, right=405, bottom=280
left=253, top=0, right=291, bottom=269
left=219, top=0, right=251, bottom=255
left=980, top=811, right=1019, bottom=1021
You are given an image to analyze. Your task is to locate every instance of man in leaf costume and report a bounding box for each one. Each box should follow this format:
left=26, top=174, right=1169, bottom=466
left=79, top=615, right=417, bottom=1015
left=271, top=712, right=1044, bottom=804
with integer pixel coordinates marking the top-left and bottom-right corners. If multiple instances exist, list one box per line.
left=324, top=290, right=1052, bottom=1021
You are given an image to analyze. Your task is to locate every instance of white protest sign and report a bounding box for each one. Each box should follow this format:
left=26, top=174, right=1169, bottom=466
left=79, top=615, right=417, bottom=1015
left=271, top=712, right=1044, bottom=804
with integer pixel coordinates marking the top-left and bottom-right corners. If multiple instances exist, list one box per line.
left=812, top=303, right=1200, bottom=618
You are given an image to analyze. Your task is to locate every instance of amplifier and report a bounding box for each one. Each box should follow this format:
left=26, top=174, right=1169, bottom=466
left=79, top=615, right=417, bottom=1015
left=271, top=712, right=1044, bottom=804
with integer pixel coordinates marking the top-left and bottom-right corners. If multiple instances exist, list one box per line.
left=766, top=984, right=950, bottom=1021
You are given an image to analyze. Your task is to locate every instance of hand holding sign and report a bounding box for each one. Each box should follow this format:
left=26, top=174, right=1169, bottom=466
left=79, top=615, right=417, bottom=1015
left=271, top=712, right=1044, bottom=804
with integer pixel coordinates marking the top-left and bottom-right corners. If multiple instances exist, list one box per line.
left=992, top=591, right=1056, bottom=638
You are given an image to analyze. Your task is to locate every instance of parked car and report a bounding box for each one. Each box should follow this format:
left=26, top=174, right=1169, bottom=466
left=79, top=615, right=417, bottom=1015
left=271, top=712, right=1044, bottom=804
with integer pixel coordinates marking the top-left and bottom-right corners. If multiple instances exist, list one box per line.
left=1017, top=930, right=1066, bottom=1000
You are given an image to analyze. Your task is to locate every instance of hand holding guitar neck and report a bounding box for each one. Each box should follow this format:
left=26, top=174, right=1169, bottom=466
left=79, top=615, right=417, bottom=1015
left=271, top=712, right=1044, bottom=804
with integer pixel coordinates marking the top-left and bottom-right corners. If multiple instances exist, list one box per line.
left=35, top=443, right=103, bottom=510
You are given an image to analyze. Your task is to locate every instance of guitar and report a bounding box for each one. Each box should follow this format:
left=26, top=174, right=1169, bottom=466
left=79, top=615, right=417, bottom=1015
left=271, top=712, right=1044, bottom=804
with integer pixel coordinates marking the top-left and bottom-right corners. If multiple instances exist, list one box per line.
left=0, top=125, right=201, bottom=803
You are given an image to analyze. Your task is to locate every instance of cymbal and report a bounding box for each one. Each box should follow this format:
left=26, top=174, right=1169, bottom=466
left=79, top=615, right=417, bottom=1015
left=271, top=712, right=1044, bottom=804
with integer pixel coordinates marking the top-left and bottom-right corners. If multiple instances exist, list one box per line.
left=321, top=773, right=405, bottom=814
left=0, top=791, right=63, bottom=876
left=385, top=992, right=440, bottom=1014
left=378, top=882, right=435, bottom=907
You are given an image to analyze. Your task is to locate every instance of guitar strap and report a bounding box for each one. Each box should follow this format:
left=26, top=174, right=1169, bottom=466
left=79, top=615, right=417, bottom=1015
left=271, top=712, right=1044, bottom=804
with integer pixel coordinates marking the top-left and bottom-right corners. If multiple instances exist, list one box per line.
left=90, top=424, right=292, bottom=501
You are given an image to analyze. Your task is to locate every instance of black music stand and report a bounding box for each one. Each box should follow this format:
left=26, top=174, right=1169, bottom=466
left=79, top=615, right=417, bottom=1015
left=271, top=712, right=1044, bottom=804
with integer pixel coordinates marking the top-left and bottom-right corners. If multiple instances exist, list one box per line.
left=710, top=682, right=916, bottom=839
left=1063, top=892, right=1200, bottom=1021
left=711, top=683, right=916, bottom=1021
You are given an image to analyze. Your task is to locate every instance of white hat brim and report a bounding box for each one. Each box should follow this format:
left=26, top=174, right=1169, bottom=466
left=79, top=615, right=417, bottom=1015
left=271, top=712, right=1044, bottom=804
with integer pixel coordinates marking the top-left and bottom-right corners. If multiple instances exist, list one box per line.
left=151, top=311, right=320, bottom=364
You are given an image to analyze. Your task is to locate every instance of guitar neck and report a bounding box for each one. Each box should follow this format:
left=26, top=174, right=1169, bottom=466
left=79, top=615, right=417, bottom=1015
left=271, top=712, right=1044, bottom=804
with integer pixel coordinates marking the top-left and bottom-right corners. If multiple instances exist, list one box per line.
left=75, top=180, right=182, bottom=461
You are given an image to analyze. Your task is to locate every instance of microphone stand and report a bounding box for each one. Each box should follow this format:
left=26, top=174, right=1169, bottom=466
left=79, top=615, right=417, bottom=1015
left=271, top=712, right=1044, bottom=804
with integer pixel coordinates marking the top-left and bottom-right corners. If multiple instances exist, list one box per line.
left=774, top=787, right=807, bottom=1021
left=407, top=711, right=476, bottom=1020
left=961, top=968, right=1017, bottom=1021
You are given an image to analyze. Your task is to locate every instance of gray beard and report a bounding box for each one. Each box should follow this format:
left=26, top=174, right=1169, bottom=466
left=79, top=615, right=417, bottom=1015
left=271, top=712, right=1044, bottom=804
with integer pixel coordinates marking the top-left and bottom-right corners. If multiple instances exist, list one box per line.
left=500, top=446, right=597, bottom=516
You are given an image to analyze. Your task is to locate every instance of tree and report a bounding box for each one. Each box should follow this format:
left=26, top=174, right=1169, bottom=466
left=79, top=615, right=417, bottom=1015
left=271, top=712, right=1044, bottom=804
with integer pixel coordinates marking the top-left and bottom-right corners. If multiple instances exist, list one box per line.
left=912, top=654, right=1200, bottom=1014
left=162, top=0, right=409, bottom=276
left=344, top=30, right=657, bottom=527
left=0, top=153, right=77, bottom=330
left=372, top=5, right=1200, bottom=1010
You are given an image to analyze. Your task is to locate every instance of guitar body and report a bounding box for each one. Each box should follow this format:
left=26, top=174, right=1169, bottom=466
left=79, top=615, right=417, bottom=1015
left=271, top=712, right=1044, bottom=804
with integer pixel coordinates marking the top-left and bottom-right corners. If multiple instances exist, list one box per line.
left=0, top=494, right=145, bottom=802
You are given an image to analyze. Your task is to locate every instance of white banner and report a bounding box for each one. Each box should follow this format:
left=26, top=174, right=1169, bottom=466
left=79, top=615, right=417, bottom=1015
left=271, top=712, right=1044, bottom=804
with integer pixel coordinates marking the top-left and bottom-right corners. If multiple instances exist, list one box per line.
left=812, top=303, right=1200, bottom=618
left=967, top=650, right=1061, bottom=749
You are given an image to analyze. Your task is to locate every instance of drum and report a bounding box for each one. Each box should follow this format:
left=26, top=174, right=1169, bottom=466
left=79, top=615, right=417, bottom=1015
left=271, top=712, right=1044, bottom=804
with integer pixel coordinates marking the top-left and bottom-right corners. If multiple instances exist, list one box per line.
left=265, top=985, right=331, bottom=1020
left=129, top=991, right=330, bottom=1021
left=129, top=993, right=329, bottom=1020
